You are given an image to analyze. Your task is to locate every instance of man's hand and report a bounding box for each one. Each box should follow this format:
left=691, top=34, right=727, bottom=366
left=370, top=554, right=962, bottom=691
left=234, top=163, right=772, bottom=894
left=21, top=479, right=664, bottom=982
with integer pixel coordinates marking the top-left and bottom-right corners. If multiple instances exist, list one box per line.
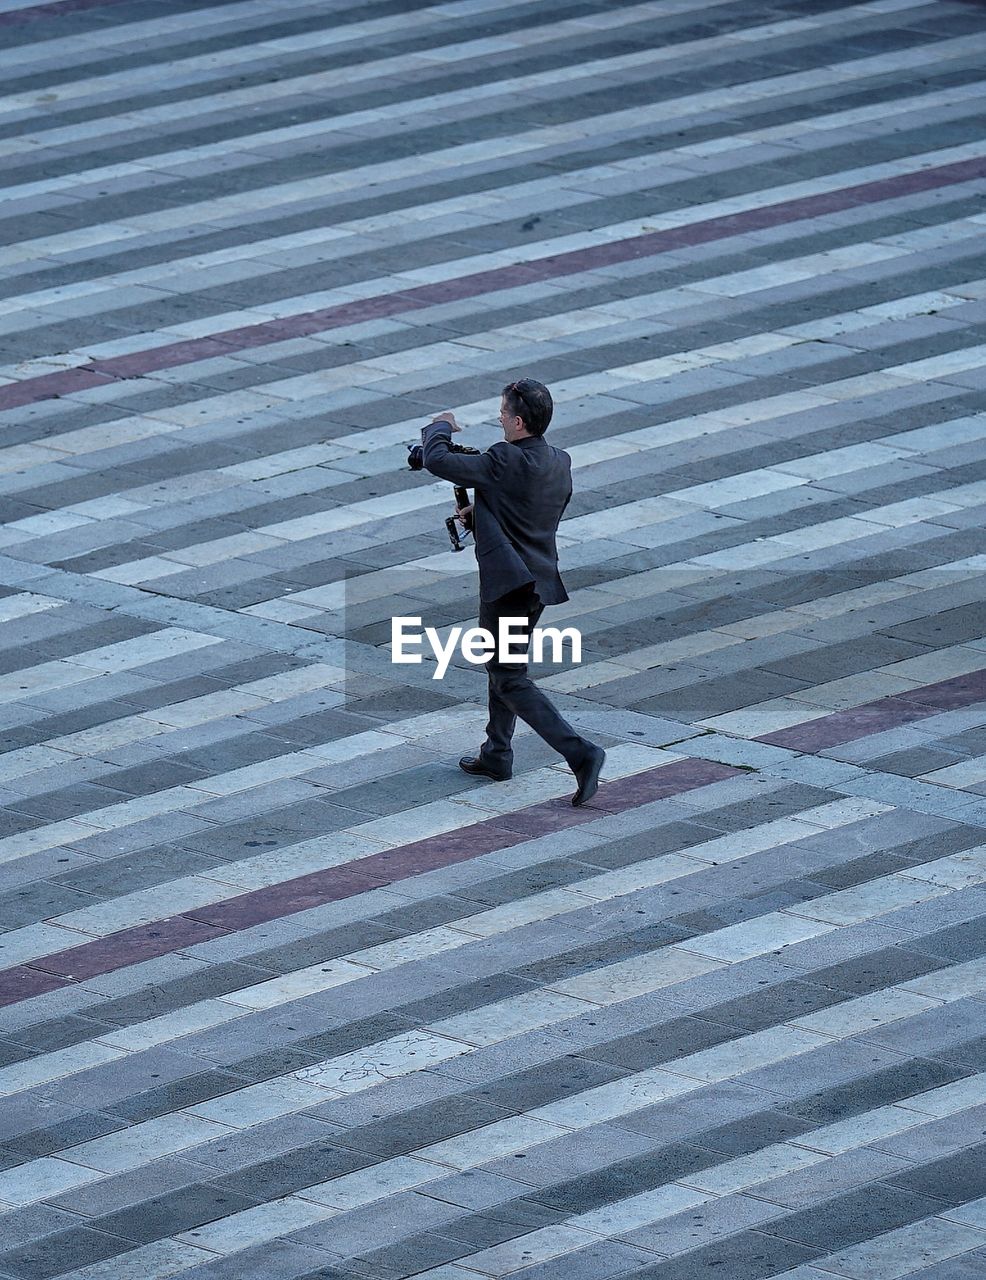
left=430, top=409, right=461, bottom=433
left=454, top=501, right=474, bottom=527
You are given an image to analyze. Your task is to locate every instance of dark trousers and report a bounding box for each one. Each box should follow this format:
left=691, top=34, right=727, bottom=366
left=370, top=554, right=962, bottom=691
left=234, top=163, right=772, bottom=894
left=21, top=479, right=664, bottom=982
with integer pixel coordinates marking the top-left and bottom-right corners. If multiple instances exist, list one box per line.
left=477, top=584, right=588, bottom=774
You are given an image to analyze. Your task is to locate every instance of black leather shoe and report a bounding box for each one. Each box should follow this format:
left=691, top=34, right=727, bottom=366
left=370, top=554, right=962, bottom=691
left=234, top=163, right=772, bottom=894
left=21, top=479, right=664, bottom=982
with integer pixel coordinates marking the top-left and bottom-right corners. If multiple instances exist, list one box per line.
left=572, top=745, right=605, bottom=806
left=459, top=756, right=511, bottom=782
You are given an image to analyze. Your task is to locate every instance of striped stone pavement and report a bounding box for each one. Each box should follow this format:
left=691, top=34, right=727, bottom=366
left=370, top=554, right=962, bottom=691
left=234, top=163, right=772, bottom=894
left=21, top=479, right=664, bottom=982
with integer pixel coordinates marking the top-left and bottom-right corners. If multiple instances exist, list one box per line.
left=0, top=0, right=985, bottom=1277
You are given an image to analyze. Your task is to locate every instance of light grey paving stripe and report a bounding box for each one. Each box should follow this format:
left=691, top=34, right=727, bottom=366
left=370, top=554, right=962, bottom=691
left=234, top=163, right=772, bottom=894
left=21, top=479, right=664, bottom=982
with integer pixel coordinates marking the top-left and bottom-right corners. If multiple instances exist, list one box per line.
left=0, top=946, right=972, bottom=1217
left=0, top=795, right=892, bottom=1089
left=7, top=129, right=983, bottom=371
left=1, top=5, right=974, bottom=235
left=0, top=630, right=223, bottom=706
left=3, top=232, right=973, bottom=448
left=0, top=736, right=668, bottom=894
left=241, top=472, right=979, bottom=639
left=0, top=745, right=725, bottom=975
left=245, top=467, right=980, bottom=627
left=0, top=826, right=975, bottom=1131
left=403, top=1120, right=986, bottom=1278
left=3, top=780, right=926, bottom=1038
left=4, top=272, right=976, bottom=528
left=430, top=1202, right=984, bottom=1279
left=87, top=328, right=970, bottom=502
left=8, top=254, right=967, bottom=468
left=0, top=0, right=569, bottom=122
left=165, top=1083, right=986, bottom=1263
left=1, top=0, right=391, bottom=75
left=5, top=159, right=981, bottom=367
left=781, top=1212, right=986, bottom=1280
left=38, top=1058, right=986, bottom=1271
left=13, top=427, right=968, bottom=627
left=4, top=63, right=981, bottom=320
left=1, top=896, right=973, bottom=1233
left=3, top=97, right=978, bottom=368
left=0, top=0, right=940, bottom=157
left=0, top=611, right=968, bottom=880
left=9, top=98, right=986, bottom=318
left=0, top=4, right=860, bottom=195
left=0, top=662, right=346, bottom=784
left=19, top=320, right=978, bottom=587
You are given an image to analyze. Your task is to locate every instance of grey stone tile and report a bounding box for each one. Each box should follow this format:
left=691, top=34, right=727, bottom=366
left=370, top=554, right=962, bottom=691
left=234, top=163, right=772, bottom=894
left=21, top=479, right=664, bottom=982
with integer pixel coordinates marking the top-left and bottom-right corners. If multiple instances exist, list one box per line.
left=533, top=1142, right=717, bottom=1215
left=623, top=1191, right=785, bottom=1254
left=856, top=1000, right=986, bottom=1066
left=427, top=1195, right=566, bottom=1250
left=208, top=1139, right=375, bottom=1203
left=893, top=1259, right=986, bottom=1280
left=870, top=745, right=975, bottom=776
left=806, top=946, right=946, bottom=997
left=105, top=1070, right=252, bottom=1126
left=47, top=1155, right=206, bottom=1219
left=872, top=1104, right=986, bottom=1163
left=286, top=1189, right=466, bottom=1255
left=481, top=1240, right=657, bottom=1280
left=0, top=1203, right=81, bottom=1255
left=417, top=1168, right=535, bottom=1212
left=761, top=1184, right=953, bottom=1252
left=321, top=1093, right=513, bottom=1161
left=580, top=1016, right=736, bottom=1073
left=635, top=1230, right=819, bottom=1279
left=91, top=1182, right=261, bottom=1246
left=0, top=1107, right=127, bottom=1164
left=184, top=1239, right=341, bottom=1280
left=615, top=1080, right=780, bottom=1145
left=781, top=1056, right=974, bottom=1126
left=47, top=844, right=227, bottom=903
left=752, top=1147, right=912, bottom=1209
left=350, top=1229, right=475, bottom=1275
left=0, top=1093, right=82, bottom=1146
left=0, top=1226, right=140, bottom=1279
left=907, top=917, right=986, bottom=964
left=875, top=887, right=986, bottom=938
left=693, top=1106, right=814, bottom=1158
left=884, top=1142, right=986, bottom=1207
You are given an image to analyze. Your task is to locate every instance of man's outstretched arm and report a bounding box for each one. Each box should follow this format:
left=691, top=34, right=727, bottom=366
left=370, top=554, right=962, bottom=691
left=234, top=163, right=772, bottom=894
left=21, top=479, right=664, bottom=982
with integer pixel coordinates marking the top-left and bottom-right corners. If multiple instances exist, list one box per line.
left=421, top=418, right=506, bottom=486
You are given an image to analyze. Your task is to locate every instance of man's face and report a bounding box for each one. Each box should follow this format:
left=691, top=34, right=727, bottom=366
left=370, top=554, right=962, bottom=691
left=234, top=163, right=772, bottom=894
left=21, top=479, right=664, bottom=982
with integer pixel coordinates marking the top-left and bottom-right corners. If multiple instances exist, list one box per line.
left=499, top=397, right=525, bottom=442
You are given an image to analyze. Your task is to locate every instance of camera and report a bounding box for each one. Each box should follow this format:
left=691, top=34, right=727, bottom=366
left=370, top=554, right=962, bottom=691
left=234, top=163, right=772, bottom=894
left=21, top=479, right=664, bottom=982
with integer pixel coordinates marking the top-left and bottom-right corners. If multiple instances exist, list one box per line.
left=407, top=440, right=480, bottom=471
left=446, top=485, right=472, bottom=552
left=406, top=443, right=479, bottom=552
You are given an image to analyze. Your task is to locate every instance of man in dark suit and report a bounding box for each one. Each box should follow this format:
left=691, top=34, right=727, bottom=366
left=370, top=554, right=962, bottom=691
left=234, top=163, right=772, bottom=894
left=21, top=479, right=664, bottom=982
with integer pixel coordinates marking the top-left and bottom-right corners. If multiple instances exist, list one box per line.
left=420, top=378, right=605, bottom=807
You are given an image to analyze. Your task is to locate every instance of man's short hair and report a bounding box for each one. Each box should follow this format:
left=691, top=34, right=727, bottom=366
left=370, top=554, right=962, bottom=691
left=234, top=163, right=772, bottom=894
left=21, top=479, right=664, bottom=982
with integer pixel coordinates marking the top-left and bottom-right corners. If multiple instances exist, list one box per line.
left=503, top=378, right=553, bottom=437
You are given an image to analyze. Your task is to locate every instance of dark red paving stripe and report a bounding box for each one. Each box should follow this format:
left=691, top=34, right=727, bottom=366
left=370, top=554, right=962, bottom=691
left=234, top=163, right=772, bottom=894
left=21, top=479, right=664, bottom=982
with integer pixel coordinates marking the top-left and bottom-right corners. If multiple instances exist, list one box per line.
left=0, top=758, right=738, bottom=1008
left=3, top=155, right=986, bottom=412
left=491, top=757, right=734, bottom=835
left=757, top=668, right=986, bottom=751
left=29, top=916, right=230, bottom=980
left=0, top=968, right=73, bottom=1003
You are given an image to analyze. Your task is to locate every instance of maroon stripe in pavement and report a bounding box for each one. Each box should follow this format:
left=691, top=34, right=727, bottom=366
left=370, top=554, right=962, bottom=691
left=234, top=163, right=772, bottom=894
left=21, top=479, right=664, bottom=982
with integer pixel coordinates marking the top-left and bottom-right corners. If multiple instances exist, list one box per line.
left=0, top=367, right=116, bottom=408
left=0, top=758, right=738, bottom=1008
left=0, top=0, right=134, bottom=26
left=30, top=916, right=230, bottom=981
left=492, top=757, right=734, bottom=835
left=0, top=968, right=72, bottom=1003
left=3, top=155, right=986, bottom=412
left=757, top=668, right=986, bottom=751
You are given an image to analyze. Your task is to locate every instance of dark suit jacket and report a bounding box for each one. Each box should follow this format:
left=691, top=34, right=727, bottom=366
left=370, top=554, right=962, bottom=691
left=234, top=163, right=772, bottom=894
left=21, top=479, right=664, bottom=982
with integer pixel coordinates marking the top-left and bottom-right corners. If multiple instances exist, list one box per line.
left=421, top=420, right=572, bottom=604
